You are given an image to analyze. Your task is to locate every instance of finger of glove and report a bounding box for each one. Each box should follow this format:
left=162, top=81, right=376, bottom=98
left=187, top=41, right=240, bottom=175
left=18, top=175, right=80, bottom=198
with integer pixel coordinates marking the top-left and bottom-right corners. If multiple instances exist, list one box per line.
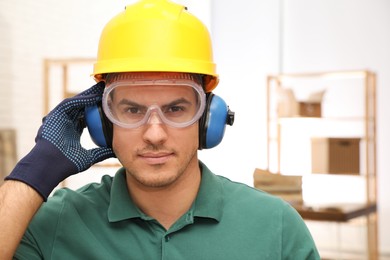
left=35, top=93, right=101, bottom=156
left=74, top=81, right=105, bottom=98
left=90, top=147, right=116, bottom=165
left=42, top=94, right=101, bottom=139
left=48, top=82, right=105, bottom=119
left=71, top=147, right=115, bottom=173
left=34, top=128, right=112, bottom=174
left=50, top=93, right=101, bottom=118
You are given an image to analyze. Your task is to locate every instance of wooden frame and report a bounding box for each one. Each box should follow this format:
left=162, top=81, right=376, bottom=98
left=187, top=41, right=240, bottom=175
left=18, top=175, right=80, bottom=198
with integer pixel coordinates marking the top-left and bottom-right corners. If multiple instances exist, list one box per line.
left=0, top=129, right=17, bottom=184
left=43, top=58, right=97, bottom=114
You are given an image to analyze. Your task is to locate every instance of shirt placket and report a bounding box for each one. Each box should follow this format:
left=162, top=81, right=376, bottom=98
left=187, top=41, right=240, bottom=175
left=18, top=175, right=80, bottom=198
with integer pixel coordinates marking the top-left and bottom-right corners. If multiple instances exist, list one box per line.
left=161, top=211, right=194, bottom=260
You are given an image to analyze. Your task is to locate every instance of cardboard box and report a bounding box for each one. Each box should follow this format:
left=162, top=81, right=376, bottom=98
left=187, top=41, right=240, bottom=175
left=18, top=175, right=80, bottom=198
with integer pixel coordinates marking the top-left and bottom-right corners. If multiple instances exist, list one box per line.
left=277, top=88, right=299, bottom=117
left=311, top=137, right=360, bottom=175
left=298, top=102, right=321, bottom=117
left=276, top=88, right=325, bottom=118
left=253, top=168, right=303, bottom=204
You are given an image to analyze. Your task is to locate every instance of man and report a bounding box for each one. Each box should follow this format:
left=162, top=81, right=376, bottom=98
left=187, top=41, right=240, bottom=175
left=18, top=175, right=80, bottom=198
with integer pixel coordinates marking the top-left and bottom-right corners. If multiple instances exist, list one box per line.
left=0, top=0, right=320, bottom=259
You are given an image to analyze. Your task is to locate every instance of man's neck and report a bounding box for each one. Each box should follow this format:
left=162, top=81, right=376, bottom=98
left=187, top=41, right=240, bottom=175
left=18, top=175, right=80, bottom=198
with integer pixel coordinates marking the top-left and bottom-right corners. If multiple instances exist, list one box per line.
left=125, top=162, right=202, bottom=230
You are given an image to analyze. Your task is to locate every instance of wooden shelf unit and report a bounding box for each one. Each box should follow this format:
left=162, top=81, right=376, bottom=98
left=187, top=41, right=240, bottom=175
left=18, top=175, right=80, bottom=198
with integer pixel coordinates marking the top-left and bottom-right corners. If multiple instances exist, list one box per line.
left=265, top=70, right=378, bottom=259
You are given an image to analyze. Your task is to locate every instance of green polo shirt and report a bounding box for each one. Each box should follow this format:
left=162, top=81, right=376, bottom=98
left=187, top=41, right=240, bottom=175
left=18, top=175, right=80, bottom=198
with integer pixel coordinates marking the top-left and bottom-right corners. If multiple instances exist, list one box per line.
left=15, top=162, right=319, bottom=259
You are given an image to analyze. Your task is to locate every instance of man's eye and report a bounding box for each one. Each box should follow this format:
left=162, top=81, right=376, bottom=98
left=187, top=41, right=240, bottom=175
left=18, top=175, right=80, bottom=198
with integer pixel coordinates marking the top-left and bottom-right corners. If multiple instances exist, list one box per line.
left=126, top=107, right=142, bottom=114
left=168, top=106, right=185, bottom=113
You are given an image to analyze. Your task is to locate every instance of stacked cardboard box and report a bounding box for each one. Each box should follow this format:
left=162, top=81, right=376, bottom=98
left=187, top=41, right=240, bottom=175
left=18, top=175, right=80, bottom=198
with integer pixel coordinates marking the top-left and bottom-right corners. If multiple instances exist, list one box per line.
left=311, top=137, right=360, bottom=175
left=253, top=168, right=303, bottom=204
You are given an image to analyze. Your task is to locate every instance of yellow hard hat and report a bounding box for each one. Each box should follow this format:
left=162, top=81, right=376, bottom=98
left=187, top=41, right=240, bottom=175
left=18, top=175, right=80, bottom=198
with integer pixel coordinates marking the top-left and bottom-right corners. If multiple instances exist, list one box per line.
left=93, top=0, right=219, bottom=92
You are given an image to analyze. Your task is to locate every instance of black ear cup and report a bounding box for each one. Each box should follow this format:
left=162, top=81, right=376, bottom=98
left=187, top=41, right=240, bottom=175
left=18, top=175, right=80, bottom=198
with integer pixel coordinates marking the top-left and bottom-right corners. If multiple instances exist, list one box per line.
left=199, top=93, right=235, bottom=150
left=85, top=101, right=113, bottom=148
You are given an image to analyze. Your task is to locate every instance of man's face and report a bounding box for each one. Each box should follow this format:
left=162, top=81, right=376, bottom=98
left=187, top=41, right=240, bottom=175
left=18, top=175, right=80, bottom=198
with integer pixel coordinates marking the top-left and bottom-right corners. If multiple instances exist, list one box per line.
left=107, top=72, right=203, bottom=189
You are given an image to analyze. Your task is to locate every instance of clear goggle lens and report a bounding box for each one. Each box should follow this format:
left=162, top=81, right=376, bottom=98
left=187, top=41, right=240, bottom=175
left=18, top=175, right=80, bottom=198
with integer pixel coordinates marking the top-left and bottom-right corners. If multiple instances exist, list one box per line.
left=102, top=79, right=206, bottom=129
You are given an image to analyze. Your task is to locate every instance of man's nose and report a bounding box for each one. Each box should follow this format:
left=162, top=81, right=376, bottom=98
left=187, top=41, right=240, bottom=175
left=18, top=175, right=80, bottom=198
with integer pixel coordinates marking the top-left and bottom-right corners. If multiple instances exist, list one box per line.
left=143, top=111, right=168, bottom=144
left=147, top=110, right=163, bottom=125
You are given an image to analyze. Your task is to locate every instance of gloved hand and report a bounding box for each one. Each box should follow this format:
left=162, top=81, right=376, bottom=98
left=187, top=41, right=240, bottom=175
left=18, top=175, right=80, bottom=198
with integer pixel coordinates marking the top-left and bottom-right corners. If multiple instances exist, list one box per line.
left=5, top=82, right=115, bottom=200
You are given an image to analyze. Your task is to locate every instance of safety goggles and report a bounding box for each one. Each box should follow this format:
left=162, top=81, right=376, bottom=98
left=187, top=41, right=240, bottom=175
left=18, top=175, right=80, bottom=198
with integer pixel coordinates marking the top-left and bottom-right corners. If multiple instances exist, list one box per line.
left=102, top=74, right=206, bottom=129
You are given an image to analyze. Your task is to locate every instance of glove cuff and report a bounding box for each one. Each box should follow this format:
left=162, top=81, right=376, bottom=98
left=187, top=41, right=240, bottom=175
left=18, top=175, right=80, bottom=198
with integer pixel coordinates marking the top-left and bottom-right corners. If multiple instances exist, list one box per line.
left=5, top=141, right=78, bottom=201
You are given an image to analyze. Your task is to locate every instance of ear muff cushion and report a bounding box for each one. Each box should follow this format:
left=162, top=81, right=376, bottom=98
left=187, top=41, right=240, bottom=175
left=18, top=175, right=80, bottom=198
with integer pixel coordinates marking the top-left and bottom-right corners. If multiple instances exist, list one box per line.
left=85, top=102, right=113, bottom=148
left=198, top=94, right=210, bottom=150
left=199, top=93, right=228, bottom=149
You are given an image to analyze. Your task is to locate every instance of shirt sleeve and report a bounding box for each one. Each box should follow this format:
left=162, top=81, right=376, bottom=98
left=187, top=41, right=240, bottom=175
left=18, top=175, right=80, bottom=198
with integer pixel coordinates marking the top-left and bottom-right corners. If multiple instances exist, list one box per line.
left=13, top=229, right=43, bottom=260
left=281, top=202, right=321, bottom=260
left=13, top=192, right=66, bottom=260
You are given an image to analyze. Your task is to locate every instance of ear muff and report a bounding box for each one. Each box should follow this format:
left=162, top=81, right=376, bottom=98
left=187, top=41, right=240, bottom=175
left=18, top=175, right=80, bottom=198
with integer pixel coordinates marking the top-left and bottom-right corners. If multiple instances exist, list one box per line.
left=199, top=93, right=235, bottom=150
left=85, top=101, right=113, bottom=148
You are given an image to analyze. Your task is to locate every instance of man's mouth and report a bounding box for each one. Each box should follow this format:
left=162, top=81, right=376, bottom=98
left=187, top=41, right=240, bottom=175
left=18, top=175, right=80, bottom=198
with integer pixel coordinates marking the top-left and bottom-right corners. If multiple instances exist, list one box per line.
left=139, top=152, right=174, bottom=165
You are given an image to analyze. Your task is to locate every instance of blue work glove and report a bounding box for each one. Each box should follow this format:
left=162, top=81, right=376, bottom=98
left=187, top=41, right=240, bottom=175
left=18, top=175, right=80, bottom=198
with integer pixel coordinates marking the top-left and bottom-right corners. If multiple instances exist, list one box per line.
left=5, top=82, right=115, bottom=200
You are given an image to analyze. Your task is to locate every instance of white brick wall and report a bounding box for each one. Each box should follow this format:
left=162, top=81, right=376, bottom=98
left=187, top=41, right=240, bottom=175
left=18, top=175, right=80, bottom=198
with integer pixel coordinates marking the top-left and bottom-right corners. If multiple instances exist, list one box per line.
left=0, top=0, right=128, bottom=158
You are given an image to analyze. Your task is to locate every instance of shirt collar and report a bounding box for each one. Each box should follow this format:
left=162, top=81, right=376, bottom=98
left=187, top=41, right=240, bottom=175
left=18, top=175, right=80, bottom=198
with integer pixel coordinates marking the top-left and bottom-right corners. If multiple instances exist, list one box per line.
left=108, top=168, right=142, bottom=222
left=192, top=161, right=223, bottom=222
left=107, top=161, right=224, bottom=223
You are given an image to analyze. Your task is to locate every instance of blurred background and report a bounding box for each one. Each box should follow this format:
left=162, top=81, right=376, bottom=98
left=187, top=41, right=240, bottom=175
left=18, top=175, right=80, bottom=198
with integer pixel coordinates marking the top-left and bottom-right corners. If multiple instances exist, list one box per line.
left=0, top=0, right=389, bottom=258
